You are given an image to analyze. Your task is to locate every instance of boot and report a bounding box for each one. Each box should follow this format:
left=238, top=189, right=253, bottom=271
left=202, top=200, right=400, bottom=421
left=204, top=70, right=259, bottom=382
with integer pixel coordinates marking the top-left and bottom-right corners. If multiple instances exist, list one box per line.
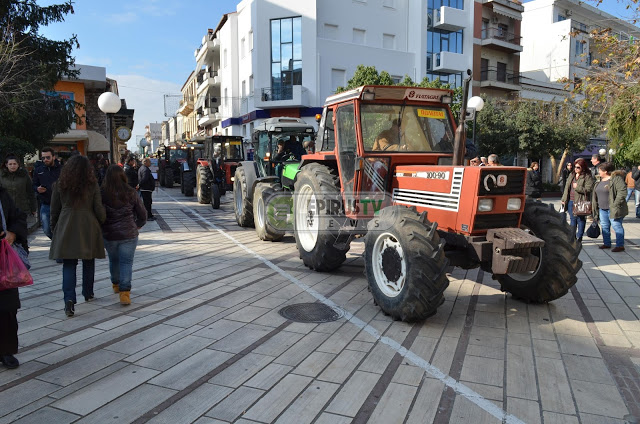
left=112, top=283, right=120, bottom=293
left=119, top=291, right=131, bottom=305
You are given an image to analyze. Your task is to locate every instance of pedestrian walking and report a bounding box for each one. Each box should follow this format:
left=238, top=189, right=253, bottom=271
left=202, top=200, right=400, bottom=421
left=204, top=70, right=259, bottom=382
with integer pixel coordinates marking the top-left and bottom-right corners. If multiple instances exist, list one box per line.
left=138, top=158, right=155, bottom=221
left=0, top=154, right=37, bottom=220
left=0, top=186, right=28, bottom=369
left=32, top=148, right=62, bottom=239
left=560, top=162, right=573, bottom=193
left=591, top=154, right=604, bottom=181
left=592, top=162, right=627, bottom=252
left=626, top=167, right=636, bottom=202
left=101, top=165, right=147, bottom=305
left=124, top=156, right=138, bottom=189
left=633, top=165, right=640, bottom=218
left=49, top=155, right=106, bottom=317
left=561, top=158, right=594, bottom=242
left=526, top=162, right=543, bottom=199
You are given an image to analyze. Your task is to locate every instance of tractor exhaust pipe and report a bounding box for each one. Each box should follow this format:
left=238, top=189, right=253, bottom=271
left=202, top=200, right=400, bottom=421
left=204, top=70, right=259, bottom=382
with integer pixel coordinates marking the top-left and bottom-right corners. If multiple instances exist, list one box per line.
left=452, top=69, right=472, bottom=167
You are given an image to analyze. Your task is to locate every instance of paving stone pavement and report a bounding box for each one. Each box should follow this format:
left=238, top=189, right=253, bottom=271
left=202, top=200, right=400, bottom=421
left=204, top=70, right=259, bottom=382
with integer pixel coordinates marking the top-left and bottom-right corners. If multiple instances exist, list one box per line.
left=1, top=187, right=640, bottom=423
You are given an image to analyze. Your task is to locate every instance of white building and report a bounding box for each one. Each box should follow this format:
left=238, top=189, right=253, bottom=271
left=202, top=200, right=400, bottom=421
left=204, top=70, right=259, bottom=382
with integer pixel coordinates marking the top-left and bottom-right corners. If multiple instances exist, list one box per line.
left=193, top=0, right=481, bottom=138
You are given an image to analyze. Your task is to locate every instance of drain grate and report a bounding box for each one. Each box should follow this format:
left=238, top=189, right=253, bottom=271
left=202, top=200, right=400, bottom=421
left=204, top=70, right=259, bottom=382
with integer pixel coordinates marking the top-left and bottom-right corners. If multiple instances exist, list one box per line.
left=278, top=303, right=344, bottom=323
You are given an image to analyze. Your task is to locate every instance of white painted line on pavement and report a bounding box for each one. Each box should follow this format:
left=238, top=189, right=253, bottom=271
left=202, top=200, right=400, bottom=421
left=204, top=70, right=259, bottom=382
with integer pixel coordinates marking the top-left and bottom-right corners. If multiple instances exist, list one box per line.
left=162, top=189, right=525, bottom=424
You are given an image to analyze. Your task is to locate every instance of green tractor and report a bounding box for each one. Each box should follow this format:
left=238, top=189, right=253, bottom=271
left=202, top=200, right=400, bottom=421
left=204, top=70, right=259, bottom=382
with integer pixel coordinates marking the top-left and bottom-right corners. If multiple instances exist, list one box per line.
left=233, top=117, right=316, bottom=240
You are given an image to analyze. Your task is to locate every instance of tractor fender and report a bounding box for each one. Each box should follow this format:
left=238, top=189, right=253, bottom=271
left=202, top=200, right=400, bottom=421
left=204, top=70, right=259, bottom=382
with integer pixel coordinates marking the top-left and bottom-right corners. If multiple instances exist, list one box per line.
left=254, top=176, right=280, bottom=187
left=237, top=161, right=259, bottom=201
left=197, top=159, right=209, bottom=167
left=296, top=159, right=338, bottom=184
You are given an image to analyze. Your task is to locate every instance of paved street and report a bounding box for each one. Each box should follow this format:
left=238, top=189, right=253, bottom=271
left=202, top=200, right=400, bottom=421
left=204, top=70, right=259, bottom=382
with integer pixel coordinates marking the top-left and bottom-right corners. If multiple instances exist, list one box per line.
left=1, top=187, right=640, bottom=423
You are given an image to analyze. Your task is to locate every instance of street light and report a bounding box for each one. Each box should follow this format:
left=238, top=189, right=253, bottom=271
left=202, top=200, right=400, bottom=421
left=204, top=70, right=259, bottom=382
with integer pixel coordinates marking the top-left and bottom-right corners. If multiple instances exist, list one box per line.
left=467, top=96, right=485, bottom=147
left=98, top=92, right=121, bottom=163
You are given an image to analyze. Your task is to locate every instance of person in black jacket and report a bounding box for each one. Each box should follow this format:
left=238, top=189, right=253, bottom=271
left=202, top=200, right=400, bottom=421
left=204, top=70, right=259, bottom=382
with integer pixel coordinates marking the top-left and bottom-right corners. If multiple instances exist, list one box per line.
left=124, top=156, right=138, bottom=189
left=138, top=158, right=155, bottom=221
left=632, top=166, right=640, bottom=218
left=101, top=165, right=147, bottom=305
left=526, top=162, right=543, bottom=199
left=32, top=147, right=62, bottom=239
left=0, top=186, right=28, bottom=369
left=560, top=162, right=573, bottom=193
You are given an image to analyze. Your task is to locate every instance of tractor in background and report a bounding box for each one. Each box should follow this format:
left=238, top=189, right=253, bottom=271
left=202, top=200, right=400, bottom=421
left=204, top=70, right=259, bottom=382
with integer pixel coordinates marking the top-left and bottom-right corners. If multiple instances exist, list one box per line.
left=233, top=75, right=582, bottom=322
left=232, top=117, right=316, bottom=240
left=195, top=135, right=245, bottom=209
left=157, top=144, right=204, bottom=194
left=179, top=143, right=205, bottom=197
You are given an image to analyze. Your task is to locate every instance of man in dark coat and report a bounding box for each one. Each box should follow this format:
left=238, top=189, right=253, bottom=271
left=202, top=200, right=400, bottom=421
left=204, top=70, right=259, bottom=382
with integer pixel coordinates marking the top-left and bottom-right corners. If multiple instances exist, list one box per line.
left=124, top=156, right=138, bottom=189
left=0, top=186, right=28, bottom=368
left=32, top=147, right=61, bottom=239
left=138, top=158, right=155, bottom=221
left=632, top=166, right=640, bottom=218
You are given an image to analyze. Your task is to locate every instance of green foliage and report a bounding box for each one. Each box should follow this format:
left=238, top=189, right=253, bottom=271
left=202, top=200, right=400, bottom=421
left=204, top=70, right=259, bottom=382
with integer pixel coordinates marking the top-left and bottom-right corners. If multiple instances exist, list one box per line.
left=0, top=1, right=80, bottom=153
left=0, top=136, right=37, bottom=162
left=608, top=84, right=640, bottom=165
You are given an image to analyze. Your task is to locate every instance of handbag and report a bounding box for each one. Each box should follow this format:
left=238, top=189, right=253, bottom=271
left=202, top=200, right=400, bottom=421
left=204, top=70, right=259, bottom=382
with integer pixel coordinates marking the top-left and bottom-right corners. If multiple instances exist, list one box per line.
left=586, top=221, right=601, bottom=239
left=0, top=199, right=33, bottom=290
left=572, top=200, right=592, bottom=216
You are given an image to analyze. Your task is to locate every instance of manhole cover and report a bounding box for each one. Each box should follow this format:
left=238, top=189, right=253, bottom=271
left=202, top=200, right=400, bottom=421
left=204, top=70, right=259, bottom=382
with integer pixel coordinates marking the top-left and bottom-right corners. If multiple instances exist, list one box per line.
left=278, top=303, right=344, bottom=323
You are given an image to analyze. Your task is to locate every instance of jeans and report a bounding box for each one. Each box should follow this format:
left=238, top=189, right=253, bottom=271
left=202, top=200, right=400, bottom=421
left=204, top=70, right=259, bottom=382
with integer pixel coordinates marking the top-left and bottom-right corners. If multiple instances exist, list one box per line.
left=62, top=259, right=95, bottom=303
left=627, top=188, right=635, bottom=202
left=599, top=209, right=624, bottom=248
left=103, top=237, right=138, bottom=292
left=635, top=190, right=640, bottom=217
left=40, top=204, right=52, bottom=239
left=567, top=200, right=586, bottom=240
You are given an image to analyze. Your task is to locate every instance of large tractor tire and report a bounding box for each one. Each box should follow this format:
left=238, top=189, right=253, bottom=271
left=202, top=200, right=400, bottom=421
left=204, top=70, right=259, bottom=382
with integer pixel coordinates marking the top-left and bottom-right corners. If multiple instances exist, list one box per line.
left=164, top=168, right=174, bottom=188
left=293, top=163, right=350, bottom=271
left=234, top=166, right=254, bottom=227
left=253, top=182, right=285, bottom=242
left=364, top=206, right=449, bottom=322
left=196, top=165, right=212, bottom=204
left=211, top=184, right=221, bottom=209
left=159, top=166, right=166, bottom=187
left=183, top=170, right=195, bottom=197
left=180, top=170, right=185, bottom=193
left=496, top=200, right=582, bottom=303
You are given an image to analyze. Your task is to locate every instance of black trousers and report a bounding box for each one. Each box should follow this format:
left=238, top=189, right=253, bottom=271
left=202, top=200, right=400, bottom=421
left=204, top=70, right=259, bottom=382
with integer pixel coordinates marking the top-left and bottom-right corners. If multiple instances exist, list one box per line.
left=141, top=191, right=153, bottom=218
left=0, top=310, right=18, bottom=355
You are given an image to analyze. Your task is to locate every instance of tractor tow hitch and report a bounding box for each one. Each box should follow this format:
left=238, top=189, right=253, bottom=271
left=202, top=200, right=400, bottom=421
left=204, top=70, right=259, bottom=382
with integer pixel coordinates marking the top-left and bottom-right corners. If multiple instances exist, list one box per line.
left=486, top=228, right=544, bottom=275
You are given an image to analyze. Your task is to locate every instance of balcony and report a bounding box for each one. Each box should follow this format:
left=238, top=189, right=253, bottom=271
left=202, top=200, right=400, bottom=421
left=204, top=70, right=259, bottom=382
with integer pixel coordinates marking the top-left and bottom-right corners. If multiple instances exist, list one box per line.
left=254, top=85, right=310, bottom=109
left=197, top=71, right=219, bottom=94
left=480, top=27, right=523, bottom=52
left=194, top=36, right=220, bottom=64
left=432, top=51, right=468, bottom=73
left=177, top=99, right=194, bottom=116
left=479, top=68, right=521, bottom=91
left=197, top=107, right=221, bottom=127
left=433, top=6, right=467, bottom=32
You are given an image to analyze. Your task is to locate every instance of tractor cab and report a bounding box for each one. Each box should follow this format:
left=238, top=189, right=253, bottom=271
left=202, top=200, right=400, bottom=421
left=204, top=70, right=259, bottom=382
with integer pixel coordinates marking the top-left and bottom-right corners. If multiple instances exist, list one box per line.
left=194, top=135, right=245, bottom=208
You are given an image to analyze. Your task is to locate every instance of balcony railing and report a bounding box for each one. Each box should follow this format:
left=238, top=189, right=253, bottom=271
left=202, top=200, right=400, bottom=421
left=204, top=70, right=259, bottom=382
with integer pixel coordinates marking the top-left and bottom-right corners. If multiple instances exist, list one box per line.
left=481, top=27, right=521, bottom=45
left=480, top=68, right=520, bottom=85
left=261, top=86, right=296, bottom=101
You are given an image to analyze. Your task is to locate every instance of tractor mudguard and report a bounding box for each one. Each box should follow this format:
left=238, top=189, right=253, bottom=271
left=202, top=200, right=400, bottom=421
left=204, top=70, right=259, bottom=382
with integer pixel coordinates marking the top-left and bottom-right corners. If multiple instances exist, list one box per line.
left=238, top=161, right=259, bottom=201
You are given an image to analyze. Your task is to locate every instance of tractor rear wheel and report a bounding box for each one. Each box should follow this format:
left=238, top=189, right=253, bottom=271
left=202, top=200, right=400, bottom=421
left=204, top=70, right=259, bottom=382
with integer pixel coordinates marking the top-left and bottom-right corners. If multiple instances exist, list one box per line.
left=253, top=182, right=284, bottom=241
left=293, top=163, right=350, bottom=271
left=196, top=165, right=212, bottom=204
left=211, top=184, right=221, bottom=209
left=364, top=206, right=449, bottom=322
left=183, top=170, right=195, bottom=197
left=180, top=170, right=185, bottom=193
left=164, top=168, right=174, bottom=188
left=234, top=166, right=254, bottom=227
left=496, top=200, right=582, bottom=303
left=159, top=164, right=165, bottom=187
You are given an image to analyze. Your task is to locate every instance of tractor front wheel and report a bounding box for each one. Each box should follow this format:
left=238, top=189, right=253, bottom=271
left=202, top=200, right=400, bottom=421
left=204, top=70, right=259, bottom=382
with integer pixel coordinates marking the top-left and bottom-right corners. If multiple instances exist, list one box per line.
left=196, top=165, right=212, bottom=204
left=183, top=171, right=195, bottom=197
left=253, top=182, right=284, bottom=241
left=211, top=184, right=221, bottom=209
left=293, top=163, right=350, bottom=271
left=496, top=201, right=582, bottom=302
left=234, top=166, right=254, bottom=227
left=164, top=168, right=174, bottom=188
left=364, top=206, right=449, bottom=322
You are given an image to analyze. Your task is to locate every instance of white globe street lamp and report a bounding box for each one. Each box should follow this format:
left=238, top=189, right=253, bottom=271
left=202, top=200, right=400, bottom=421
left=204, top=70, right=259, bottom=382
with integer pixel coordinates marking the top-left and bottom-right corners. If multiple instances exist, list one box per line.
left=98, top=92, right=121, bottom=163
left=467, top=96, right=485, bottom=148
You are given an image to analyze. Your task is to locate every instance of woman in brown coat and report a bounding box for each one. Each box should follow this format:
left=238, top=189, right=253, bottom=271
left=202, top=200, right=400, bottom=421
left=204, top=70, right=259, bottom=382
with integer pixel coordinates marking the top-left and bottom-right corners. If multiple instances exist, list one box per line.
left=49, top=155, right=106, bottom=317
left=561, top=157, right=594, bottom=242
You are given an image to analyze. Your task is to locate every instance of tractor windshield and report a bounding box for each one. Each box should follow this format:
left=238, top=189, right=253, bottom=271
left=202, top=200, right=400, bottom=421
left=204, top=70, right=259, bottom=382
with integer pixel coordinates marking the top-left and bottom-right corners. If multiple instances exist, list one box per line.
left=224, top=141, right=244, bottom=160
left=169, top=149, right=188, bottom=162
left=360, top=104, right=454, bottom=153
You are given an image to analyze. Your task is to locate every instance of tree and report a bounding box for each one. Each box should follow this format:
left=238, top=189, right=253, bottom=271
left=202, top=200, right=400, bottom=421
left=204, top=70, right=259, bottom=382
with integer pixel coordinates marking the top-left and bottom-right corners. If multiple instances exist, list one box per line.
left=0, top=1, right=80, bottom=159
left=607, top=84, right=640, bottom=165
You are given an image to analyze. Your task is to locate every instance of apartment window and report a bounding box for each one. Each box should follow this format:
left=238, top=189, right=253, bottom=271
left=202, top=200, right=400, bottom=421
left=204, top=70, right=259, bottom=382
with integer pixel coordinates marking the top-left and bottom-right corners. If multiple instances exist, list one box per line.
left=249, top=75, right=254, bottom=94
left=480, top=58, right=489, bottom=80
left=223, top=48, right=228, bottom=67
left=331, top=68, right=346, bottom=91
left=242, top=80, right=246, bottom=98
left=383, top=0, right=395, bottom=8
left=383, top=33, right=395, bottom=49
left=497, top=62, right=507, bottom=82
left=353, top=28, right=366, bottom=44
left=324, top=23, right=339, bottom=39
left=497, top=24, right=508, bottom=39
left=271, top=16, right=302, bottom=100
left=241, top=37, right=246, bottom=58
left=557, top=14, right=567, bottom=22
left=575, top=39, right=585, bottom=56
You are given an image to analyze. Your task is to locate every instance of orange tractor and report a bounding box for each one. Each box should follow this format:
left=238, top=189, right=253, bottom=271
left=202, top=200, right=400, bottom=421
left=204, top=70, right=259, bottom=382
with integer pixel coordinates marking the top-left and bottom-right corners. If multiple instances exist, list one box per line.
left=234, top=75, right=581, bottom=322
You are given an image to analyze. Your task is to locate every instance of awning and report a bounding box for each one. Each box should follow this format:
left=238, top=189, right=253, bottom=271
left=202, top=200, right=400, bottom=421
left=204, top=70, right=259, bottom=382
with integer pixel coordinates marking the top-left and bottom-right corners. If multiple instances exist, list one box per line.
left=52, top=129, right=89, bottom=141
left=195, top=93, right=206, bottom=111
left=87, top=130, right=110, bottom=152
left=493, top=3, right=521, bottom=21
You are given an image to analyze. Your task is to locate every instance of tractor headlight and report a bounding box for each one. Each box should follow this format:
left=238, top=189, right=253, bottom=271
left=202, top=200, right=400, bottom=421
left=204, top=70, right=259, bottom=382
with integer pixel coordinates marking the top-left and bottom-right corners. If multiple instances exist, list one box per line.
left=507, top=198, right=522, bottom=211
left=231, top=177, right=235, bottom=182
left=478, top=199, right=494, bottom=212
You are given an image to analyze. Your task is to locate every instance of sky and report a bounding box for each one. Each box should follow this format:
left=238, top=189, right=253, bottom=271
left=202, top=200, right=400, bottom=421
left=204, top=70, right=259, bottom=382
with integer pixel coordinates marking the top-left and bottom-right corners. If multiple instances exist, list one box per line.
left=39, top=0, right=637, bottom=150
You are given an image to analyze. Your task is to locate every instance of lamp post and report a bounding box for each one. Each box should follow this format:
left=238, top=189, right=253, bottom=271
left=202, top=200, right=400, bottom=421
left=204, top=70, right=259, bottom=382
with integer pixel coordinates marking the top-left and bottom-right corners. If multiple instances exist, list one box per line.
left=467, top=96, right=485, bottom=147
left=98, top=92, right=121, bottom=163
